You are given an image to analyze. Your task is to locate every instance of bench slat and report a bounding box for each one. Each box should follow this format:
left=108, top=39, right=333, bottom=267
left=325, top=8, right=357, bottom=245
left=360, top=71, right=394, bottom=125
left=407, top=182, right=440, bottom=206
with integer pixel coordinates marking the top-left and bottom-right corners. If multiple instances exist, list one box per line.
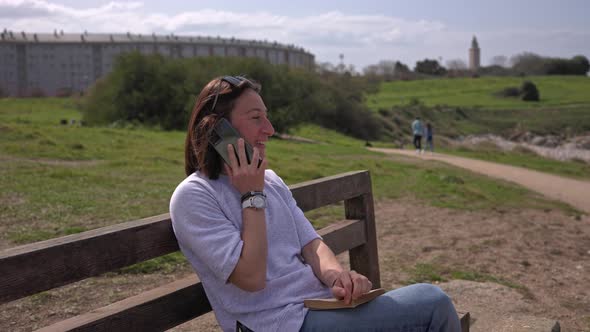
left=318, top=219, right=366, bottom=255
left=36, top=275, right=206, bottom=332
left=290, top=170, right=371, bottom=212
left=0, top=214, right=178, bottom=304
left=36, top=219, right=366, bottom=331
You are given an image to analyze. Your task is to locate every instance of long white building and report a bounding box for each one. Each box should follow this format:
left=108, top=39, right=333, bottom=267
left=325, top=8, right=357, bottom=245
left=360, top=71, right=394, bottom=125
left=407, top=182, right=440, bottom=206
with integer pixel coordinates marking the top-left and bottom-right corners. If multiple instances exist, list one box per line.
left=0, top=30, right=315, bottom=97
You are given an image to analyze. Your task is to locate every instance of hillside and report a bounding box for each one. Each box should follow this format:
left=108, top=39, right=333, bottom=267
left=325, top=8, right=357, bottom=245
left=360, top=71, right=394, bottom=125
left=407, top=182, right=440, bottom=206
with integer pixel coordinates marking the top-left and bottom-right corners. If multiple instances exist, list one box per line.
left=365, top=76, right=590, bottom=145
left=368, top=76, right=590, bottom=110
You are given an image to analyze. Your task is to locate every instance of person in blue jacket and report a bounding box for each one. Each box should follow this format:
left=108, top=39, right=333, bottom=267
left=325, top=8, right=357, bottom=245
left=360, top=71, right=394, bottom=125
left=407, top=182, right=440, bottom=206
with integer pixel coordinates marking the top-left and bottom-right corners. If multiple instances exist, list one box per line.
left=411, top=117, right=424, bottom=153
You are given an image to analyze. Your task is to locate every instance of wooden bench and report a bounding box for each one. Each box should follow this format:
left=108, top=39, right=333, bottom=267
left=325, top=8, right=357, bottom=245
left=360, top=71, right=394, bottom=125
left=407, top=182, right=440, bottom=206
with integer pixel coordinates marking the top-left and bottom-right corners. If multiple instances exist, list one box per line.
left=0, top=170, right=469, bottom=331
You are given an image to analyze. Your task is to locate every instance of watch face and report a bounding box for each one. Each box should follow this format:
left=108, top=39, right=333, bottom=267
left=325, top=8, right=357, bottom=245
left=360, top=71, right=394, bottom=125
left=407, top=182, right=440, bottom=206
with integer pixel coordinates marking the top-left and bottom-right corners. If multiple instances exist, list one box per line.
left=252, top=195, right=266, bottom=208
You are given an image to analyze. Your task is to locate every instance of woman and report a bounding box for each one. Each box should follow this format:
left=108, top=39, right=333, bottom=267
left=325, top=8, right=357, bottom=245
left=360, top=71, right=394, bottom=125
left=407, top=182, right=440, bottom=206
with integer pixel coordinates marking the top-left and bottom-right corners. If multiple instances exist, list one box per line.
left=170, top=76, right=460, bottom=332
left=426, top=123, right=434, bottom=153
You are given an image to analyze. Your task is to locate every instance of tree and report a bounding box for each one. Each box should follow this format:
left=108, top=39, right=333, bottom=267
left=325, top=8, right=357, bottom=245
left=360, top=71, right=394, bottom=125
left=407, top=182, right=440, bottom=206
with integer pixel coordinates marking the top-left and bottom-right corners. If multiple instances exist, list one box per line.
left=571, top=55, right=590, bottom=75
left=490, top=55, right=508, bottom=67
left=394, top=61, right=410, bottom=73
left=510, top=52, right=546, bottom=75
left=393, top=61, right=412, bottom=80
left=479, top=65, right=514, bottom=76
left=445, top=59, right=468, bottom=77
left=316, top=62, right=337, bottom=74
left=362, top=60, right=410, bottom=81
left=414, top=58, right=447, bottom=76
left=445, top=59, right=467, bottom=71
left=345, top=64, right=357, bottom=76
left=376, top=60, right=396, bottom=80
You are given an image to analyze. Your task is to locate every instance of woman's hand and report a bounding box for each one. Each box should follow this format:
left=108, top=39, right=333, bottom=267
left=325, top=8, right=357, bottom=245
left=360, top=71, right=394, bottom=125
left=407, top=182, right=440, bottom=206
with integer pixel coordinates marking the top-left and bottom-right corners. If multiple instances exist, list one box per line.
left=330, top=270, right=373, bottom=305
left=223, top=138, right=267, bottom=194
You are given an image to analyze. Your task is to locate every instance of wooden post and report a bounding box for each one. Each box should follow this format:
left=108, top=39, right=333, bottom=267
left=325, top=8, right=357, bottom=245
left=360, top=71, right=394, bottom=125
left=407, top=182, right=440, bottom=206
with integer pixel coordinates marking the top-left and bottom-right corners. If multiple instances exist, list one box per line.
left=344, top=186, right=381, bottom=288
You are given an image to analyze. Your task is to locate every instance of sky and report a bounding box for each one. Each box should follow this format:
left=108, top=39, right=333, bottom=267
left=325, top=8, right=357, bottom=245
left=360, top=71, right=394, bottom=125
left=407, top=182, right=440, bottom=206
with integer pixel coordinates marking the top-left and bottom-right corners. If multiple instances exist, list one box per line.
left=1, top=0, right=589, bottom=71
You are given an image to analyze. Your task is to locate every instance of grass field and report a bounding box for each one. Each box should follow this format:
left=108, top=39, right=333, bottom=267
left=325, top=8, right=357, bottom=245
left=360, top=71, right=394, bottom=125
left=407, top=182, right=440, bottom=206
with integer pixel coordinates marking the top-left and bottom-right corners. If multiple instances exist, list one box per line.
left=0, top=98, right=576, bottom=250
left=367, top=75, right=590, bottom=110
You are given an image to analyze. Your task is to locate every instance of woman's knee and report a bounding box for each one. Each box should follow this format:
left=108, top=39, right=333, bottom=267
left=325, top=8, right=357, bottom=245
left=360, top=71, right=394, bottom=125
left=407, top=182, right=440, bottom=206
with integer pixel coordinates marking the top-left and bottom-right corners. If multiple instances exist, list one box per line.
left=412, top=284, right=460, bottom=330
left=413, top=283, right=454, bottom=308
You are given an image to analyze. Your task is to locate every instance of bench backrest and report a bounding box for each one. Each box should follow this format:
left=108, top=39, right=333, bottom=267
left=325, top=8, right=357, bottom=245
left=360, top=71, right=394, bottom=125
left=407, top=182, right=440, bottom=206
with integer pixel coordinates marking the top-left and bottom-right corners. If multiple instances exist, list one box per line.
left=0, top=170, right=379, bottom=331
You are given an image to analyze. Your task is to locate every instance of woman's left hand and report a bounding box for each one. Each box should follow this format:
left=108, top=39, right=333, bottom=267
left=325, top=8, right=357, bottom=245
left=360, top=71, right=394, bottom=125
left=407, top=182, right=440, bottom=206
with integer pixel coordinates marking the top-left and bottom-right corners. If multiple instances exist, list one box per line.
left=330, top=270, right=373, bottom=305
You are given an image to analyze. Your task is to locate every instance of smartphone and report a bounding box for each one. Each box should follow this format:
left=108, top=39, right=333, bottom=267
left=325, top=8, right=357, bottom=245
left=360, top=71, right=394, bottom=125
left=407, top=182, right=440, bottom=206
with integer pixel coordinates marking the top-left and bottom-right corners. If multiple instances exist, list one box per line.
left=210, top=118, right=254, bottom=166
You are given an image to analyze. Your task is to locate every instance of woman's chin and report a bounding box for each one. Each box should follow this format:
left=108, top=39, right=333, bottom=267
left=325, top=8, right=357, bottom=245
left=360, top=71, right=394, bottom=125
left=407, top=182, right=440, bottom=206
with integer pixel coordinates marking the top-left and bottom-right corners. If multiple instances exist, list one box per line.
left=256, top=146, right=266, bottom=157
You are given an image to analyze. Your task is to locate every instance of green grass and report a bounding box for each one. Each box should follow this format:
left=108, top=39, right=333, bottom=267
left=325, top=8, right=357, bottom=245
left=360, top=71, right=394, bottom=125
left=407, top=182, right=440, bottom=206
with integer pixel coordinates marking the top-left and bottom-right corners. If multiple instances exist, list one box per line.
left=368, top=76, right=590, bottom=110
left=404, top=263, right=530, bottom=295
left=0, top=98, right=577, bottom=251
left=421, top=106, right=590, bottom=138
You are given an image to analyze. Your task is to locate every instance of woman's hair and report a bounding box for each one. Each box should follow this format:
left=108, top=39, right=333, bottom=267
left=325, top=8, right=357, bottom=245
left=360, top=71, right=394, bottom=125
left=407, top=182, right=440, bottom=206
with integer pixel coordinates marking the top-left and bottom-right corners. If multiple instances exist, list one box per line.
left=184, top=76, right=262, bottom=179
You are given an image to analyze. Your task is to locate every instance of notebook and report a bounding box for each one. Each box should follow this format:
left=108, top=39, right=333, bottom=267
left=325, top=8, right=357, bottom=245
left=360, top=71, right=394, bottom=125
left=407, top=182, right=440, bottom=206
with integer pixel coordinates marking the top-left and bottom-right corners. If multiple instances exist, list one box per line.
left=304, top=288, right=386, bottom=310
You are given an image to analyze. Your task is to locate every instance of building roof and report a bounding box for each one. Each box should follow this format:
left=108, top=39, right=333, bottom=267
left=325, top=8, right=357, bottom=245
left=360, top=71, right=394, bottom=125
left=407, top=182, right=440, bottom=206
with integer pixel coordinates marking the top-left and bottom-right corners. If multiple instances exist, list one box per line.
left=0, top=29, right=310, bottom=53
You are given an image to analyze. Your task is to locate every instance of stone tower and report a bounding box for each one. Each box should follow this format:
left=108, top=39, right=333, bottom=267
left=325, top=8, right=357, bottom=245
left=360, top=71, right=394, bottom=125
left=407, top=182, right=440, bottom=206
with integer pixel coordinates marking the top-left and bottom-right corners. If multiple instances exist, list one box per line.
left=469, top=36, right=480, bottom=72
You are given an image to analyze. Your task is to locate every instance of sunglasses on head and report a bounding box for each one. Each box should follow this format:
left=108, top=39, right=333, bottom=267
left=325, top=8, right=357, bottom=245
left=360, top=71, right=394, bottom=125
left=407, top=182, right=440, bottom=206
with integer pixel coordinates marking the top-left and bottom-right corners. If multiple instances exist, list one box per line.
left=209, top=75, right=249, bottom=112
left=222, top=75, right=247, bottom=87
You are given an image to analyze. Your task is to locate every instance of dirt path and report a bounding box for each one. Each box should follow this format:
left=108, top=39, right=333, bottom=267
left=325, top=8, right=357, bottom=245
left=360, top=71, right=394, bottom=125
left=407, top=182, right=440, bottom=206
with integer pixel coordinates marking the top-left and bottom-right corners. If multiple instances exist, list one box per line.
left=369, top=148, right=590, bottom=214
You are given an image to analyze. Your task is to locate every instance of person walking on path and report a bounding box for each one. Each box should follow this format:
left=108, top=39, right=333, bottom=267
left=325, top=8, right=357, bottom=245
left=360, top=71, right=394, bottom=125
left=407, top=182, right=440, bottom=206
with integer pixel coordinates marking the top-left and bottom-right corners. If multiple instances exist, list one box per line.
left=426, top=123, right=434, bottom=153
left=411, top=117, right=424, bottom=153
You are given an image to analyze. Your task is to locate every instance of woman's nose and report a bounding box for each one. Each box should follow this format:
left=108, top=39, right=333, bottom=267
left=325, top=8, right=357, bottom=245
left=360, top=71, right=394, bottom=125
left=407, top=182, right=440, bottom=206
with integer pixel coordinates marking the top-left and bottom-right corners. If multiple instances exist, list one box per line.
left=263, top=117, right=275, bottom=136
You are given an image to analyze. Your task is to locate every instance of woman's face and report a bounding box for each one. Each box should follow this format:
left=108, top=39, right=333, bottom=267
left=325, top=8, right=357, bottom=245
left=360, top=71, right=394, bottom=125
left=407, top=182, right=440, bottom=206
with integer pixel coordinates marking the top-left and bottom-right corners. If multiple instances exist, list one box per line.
left=229, top=88, right=275, bottom=158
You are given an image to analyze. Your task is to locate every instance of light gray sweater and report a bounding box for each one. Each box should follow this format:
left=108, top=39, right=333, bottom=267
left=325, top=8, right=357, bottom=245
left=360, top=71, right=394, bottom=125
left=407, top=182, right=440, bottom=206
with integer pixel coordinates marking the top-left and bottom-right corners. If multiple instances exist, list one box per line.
left=170, top=170, right=332, bottom=332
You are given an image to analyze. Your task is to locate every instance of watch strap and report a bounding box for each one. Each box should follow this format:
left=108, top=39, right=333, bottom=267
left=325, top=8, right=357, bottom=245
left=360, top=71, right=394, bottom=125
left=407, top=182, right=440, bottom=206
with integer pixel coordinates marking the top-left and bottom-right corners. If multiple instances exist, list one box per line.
left=240, top=191, right=265, bottom=204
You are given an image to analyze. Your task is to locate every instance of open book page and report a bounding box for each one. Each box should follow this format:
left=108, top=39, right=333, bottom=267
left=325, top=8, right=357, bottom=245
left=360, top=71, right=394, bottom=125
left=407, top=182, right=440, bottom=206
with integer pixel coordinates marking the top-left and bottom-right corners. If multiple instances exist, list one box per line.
left=304, top=288, right=386, bottom=310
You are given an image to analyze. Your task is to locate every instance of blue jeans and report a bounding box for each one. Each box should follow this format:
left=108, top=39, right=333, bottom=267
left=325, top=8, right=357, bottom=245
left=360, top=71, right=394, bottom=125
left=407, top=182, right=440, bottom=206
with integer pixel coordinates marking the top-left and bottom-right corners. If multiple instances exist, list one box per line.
left=300, top=283, right=460, bottom=332
left=426, top=137, right=434, bottom=152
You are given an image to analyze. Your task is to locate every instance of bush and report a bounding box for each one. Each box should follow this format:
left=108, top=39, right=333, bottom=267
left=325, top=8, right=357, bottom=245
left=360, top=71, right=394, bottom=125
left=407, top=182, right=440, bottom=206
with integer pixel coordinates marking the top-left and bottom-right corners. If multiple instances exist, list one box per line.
left=511, top=52, right=589, bottom=75
left=81, top=52, right=382, bottom=139
left=495, top=82, right=539, bottom=101
left=309, top=72, right=383, bottom=140
left=520, top=81, right=539, bottom=101
left=378, top=108, right=392, bottom=117
left=414, top=59, right=447, bottom=76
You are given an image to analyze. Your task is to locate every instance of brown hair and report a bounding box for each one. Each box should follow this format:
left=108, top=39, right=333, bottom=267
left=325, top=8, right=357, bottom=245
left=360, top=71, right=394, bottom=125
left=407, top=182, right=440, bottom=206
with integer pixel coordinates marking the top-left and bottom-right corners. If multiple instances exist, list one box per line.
left=184, top=76, right=261, bottom=179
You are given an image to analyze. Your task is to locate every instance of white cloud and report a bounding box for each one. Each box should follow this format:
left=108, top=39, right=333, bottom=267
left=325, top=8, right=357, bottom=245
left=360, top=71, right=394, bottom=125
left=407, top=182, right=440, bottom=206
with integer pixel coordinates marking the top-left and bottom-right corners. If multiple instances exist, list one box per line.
left=0, top=0, right=143, bottom=18
left=0, top=0, right=588, bottom=69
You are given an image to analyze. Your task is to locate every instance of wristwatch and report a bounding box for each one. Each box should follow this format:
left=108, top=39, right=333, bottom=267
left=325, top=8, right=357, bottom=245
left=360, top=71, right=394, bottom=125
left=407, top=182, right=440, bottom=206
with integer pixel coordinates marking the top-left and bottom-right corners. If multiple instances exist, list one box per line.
left=241, top=192, right=267, bottom=210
